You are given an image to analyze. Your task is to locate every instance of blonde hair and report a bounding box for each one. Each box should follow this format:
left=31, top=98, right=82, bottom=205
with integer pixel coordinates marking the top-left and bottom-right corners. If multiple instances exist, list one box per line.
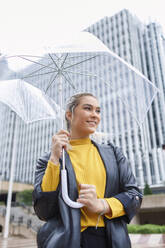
left=65, top=92, right=97, bottom=131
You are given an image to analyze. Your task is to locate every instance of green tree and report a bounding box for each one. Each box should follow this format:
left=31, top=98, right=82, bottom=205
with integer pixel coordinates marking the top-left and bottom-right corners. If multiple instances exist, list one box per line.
left=144, top=183, right=152, bottom=195
left=17, top=189, right=33, bottom=206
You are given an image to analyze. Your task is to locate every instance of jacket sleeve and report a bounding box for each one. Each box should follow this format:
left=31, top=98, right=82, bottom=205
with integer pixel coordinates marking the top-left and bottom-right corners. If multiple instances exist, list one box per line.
left=112, top=146, right=143, bottom=223
left=32, top=152, right=60, bottom=221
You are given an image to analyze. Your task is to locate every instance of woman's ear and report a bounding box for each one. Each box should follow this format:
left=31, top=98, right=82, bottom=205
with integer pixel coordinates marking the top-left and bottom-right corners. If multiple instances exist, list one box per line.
left=65, top=111, right=72, bottom=122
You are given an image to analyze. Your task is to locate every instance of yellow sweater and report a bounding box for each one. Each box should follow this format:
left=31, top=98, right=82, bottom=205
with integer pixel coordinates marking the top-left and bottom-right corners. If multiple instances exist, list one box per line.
left=41, top=138, right=125, bottom=230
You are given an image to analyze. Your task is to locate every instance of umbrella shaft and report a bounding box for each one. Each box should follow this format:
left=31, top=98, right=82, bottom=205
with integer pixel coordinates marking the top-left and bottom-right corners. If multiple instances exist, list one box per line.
left=58, top=72, right=65, bottom=170
left=58, top=72, right=63, bottom=129
left=62, top=148, right=65, bottom=170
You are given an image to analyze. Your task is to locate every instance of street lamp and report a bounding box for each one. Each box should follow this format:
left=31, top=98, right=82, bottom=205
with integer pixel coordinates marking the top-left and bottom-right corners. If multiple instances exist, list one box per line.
left=0, top=172, right=2, bottom=193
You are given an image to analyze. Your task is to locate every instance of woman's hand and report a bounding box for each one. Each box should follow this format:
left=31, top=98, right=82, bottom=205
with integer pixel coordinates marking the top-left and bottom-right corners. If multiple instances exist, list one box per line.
left=50, top=129, right=70, bottom=165
left=77, top=184, right=111, bottom=214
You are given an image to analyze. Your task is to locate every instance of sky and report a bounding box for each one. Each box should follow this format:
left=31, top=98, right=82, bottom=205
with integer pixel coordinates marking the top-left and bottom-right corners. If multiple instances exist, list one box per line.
left=0, top=0, right=164, bottom=53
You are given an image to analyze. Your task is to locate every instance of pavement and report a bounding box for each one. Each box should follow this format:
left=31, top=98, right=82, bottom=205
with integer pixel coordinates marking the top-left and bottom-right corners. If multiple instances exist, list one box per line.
left=0, top=206, right=165, bottom=247
left=130, top=234, right=165, bottom=247
left=0, top=236, right=37, bottom=248
left=0, top=235, right=165, bottom=248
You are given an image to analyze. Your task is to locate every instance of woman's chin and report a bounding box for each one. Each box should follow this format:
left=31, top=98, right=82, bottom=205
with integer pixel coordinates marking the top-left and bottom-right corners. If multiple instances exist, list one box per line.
left=77, top=127, right=97, bottom=137
left=87, top=128, right=96, bottom=134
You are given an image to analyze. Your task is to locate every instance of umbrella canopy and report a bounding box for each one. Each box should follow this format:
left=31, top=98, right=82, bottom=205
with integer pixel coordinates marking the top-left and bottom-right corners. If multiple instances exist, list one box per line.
left=0, top=79, right=62, bottom=123
left=1, top=32, right=159, bottom=127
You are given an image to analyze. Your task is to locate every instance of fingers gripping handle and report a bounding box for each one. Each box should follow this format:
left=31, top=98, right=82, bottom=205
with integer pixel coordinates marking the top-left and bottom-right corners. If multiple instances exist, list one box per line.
left=61, top=169, right=84, bottom=208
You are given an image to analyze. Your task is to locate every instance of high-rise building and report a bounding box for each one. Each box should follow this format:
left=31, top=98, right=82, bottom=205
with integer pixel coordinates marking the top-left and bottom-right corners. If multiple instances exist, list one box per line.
left=86, top=9, right=165, bottom=190
left=0, top=9, right=165, bottom=191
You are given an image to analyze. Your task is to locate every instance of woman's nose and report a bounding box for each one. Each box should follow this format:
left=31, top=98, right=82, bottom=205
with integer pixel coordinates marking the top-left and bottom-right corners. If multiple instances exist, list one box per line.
left=91, top=110, right=99, bottom=117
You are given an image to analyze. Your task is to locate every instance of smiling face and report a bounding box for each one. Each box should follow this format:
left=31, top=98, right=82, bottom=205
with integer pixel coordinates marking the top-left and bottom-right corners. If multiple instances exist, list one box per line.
left=66, top=96, right=101, bottom=139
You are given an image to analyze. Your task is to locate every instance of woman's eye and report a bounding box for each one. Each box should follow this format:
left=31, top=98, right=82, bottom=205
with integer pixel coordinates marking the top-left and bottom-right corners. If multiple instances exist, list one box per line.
left=84, top=107, right=91, bottom=110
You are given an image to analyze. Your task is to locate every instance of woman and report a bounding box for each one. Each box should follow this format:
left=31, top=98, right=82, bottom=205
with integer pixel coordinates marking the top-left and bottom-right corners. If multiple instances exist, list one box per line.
left=33, top=93, right=142, bottom=248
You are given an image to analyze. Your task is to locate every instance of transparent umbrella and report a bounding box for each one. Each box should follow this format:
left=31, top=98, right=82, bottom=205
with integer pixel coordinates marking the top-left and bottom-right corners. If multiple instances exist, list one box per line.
left=2, top=32, right=159, bottom=126
left=0, top=79, right=62, bottom=238
left=1, top=32, right=159, bottom=210
left=0, top=79, right=62, bottom=123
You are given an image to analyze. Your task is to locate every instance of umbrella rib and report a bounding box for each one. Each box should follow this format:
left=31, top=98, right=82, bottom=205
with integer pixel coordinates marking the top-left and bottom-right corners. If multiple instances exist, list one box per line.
left=23, top=70, right=58, bottom=79
left=51, top=53, right=63, bottom=61
left=115, top=94, right=140, bottom=125
left=99, top=79, right=138, bottom=114
left=17, top=55, right=56, bottom=70
left=63, top=69, right=117, bottom=92
left=45, top=72, right=59, bottom=93
left=61, top=53, right=69, bottom=69
left=48, top=53, right=59, bottom=70
left=61, top=72, right=76, bottom=90
left=63, top=69, right=118, bottom=95
left=22, top=62, right=58, bottom=79
left=63, top=55, right=99, bottom=70
left=66, top=54, right=96, bottom=60
left=45, top=70, right=58, bottom=92
left=7, top=54, right=46, bottom=59
left=63, top=69, right=99, bottom=78
left=60, top=54, right=91, bottom=68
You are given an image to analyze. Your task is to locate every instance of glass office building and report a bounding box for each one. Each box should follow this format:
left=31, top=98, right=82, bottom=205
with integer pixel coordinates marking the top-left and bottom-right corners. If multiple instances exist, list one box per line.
left=0, top=9, right=165, bottom=190
left=86, top=9, right=165, bottom=189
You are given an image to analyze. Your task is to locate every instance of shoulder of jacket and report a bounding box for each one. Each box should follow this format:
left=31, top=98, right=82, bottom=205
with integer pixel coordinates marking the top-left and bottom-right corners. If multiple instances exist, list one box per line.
left=91, top=140, right=125, bottom=158
left=91, top=140, right=115, bottom=150
left=37, top=151, right=51, bottom=164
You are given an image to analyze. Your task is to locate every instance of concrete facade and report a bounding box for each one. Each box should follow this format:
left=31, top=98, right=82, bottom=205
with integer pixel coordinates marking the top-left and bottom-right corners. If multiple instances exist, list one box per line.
left=131, top=194, right=165, bottom=225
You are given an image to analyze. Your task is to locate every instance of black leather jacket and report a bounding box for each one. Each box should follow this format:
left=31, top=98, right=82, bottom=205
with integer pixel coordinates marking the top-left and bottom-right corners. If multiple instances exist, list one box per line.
left=33, top=141, right=143, bottom=248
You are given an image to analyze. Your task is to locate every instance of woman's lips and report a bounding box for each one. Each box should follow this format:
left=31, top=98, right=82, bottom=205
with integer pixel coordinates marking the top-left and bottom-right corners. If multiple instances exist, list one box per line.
left=87, top=121, right=97, bottom=126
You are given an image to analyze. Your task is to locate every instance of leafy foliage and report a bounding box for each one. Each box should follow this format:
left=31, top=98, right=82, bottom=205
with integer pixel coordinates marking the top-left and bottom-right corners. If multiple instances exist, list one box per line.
left=143, top=183, right=152, bottom=195
left=17, top=189, right=33, bottom=206
left=128, top=224, right=165, bottom=234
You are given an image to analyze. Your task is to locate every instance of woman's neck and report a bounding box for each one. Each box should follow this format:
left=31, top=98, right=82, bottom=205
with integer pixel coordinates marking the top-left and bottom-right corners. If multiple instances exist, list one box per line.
left=70, top=135, right=90, bottom=140
left=69, top=130, right=90, bottom=140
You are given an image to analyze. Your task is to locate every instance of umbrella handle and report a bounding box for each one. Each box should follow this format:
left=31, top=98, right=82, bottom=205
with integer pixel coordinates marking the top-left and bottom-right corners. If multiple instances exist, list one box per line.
left=61, top=169, right=84, bottom=208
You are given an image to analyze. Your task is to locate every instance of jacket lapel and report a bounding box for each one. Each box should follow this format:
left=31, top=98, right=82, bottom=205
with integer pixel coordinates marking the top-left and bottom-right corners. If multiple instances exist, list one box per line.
left=92, top=141, right=119, bottom=198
